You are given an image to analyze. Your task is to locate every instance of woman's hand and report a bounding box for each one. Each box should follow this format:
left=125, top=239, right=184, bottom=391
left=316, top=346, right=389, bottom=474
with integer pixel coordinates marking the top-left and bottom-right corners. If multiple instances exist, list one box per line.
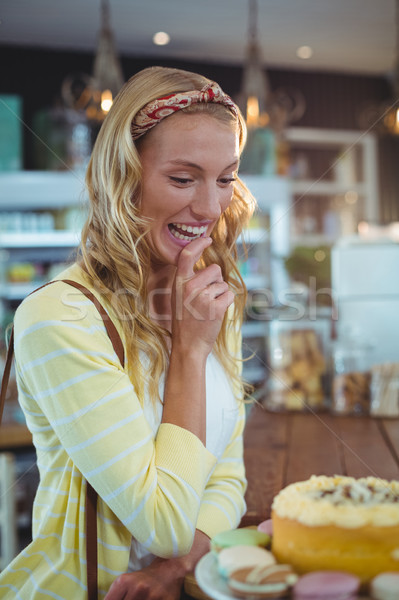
left=172, top=236, right=234, bottom=357
left=105, top=531, right=210, bottom=600
left=104, top=559, right=184, bottom=600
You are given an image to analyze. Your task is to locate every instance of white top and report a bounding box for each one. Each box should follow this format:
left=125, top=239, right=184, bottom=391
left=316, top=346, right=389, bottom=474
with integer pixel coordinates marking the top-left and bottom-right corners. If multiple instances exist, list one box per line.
left=128, top=352, right=240, bottom=570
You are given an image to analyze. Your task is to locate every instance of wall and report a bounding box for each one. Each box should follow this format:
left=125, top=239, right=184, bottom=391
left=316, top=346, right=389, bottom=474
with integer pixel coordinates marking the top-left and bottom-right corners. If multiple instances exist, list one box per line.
left=1, top=44, right=398, bottom=221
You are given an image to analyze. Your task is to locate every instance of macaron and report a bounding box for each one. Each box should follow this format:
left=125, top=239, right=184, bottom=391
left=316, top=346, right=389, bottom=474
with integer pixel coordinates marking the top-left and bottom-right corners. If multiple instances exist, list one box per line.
left=370, top=572, right=399, bottom=600
left=257, top=518, right=273, bottom=536
left=293, top=571, right=361, bottom=600
left=228, top=562, right=298, bottom=599
left=210, top=527, right=270, bottom=554
left=217, top=545, right=275, bottom=579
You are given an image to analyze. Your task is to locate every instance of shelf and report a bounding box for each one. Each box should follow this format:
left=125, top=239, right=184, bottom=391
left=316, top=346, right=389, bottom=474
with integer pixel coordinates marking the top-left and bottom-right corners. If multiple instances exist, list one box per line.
left=0, top=171, right=87, bottom=210
left=285, top=127, right=375, bottom=147
left=238, top=228, right=269, bottom=245
left=242, top=321, right=268, bottom=338
left=291, top=180, right=365, bottom=197
left=0, top=230, right=80, bottom=248
left=291, top=234, right=337, bottom=247
left=0, top=282, right=44, bottom=300
left=285, top=126, right=379, bottom=225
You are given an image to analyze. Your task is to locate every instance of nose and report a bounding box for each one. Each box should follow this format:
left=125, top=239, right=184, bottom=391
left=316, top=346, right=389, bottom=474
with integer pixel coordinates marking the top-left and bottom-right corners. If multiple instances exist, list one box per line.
left=190, top=182, right=223, bottom=221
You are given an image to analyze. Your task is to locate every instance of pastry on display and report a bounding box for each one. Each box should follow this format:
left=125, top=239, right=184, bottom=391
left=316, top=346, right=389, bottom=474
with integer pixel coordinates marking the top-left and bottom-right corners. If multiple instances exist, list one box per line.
left=271, top=475, right=399, bottom=583
left=370, top=572, right=399, bottom=600
left=332, top=370, right=371, bottom=415
left=267, top=328, right=326, bottom=410
left=210, top=527, right=270, bottom=554
left=292, top=570, right=361, bottom=600
left=370, top=362, right=399, bottom=417
left=227, top=562, right=298, bottom=599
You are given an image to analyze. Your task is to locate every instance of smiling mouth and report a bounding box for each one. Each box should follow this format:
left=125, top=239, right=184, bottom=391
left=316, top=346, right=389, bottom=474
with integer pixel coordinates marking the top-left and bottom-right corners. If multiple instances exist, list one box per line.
left=168, top=222, right=208, bottom=241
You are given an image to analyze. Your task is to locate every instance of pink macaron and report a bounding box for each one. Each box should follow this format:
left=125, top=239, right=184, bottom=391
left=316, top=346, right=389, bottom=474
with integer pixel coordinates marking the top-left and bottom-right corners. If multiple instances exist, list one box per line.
left=257, top=519, right=273, bottom=536
left=293, top=571, right=361, bottom=600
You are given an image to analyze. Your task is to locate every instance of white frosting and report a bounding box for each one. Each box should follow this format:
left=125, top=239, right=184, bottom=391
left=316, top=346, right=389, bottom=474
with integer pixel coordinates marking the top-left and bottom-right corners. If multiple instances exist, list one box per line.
left=272, top=475, right=399, bottom=528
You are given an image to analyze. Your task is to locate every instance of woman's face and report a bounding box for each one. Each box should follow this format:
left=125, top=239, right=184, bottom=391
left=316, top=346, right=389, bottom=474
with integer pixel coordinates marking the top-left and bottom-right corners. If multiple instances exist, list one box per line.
left=138, top=111, right=240, bottom=267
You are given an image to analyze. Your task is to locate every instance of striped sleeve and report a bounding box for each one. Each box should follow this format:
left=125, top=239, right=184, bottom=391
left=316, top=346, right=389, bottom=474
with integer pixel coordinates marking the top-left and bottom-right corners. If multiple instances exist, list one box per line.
left=14, top=282, right=217, bottom=558
left=196, top=400, right=247, bottom=538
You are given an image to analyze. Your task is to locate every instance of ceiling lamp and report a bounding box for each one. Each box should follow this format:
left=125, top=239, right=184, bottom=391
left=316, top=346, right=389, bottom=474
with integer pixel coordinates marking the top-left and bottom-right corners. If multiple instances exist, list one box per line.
left=238, top=0, right=270, bottom=128
left=91, top=0, right=124, bottom=117
left=360, top=0, right=399, bottom=135
left=237, top=0, right=305, bottom=135
left=62, top=0, right=124, bottom=122
left=382, top=0, right=399, bottom=134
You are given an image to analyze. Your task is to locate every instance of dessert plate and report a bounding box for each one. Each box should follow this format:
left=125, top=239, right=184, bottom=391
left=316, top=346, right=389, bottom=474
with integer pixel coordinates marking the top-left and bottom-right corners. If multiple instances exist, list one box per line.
left=194, top=552, right=235, bottom=600
left=195, top=552, right=373, bottom=600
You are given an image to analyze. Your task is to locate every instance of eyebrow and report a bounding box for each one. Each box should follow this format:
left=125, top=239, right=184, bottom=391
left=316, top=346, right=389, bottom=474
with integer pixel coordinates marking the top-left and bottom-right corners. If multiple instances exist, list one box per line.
left=166, top=159, right=239, bottom=171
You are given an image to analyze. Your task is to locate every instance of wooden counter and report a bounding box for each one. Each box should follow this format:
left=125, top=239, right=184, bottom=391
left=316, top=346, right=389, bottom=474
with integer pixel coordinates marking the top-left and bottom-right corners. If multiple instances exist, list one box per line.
left=241, top=404, right=399, bottom=527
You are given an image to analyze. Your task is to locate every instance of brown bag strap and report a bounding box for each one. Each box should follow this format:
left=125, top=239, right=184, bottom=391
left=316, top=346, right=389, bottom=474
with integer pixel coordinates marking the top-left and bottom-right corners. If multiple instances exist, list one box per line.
left=61, top=280, right=125, bottom=367
left=0, top=327, right=14, bottom=425
left=0, top=278, right=125, bottom=600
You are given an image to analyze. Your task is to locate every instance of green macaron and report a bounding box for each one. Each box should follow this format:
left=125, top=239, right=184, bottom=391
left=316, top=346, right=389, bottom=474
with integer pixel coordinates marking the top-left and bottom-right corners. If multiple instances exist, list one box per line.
left=211, top=527, right=271, bottom=554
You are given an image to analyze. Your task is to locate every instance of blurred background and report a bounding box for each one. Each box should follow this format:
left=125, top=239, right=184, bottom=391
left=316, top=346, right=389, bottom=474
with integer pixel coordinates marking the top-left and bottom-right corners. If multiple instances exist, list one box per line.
left=1, top=0, right=399, bottom=556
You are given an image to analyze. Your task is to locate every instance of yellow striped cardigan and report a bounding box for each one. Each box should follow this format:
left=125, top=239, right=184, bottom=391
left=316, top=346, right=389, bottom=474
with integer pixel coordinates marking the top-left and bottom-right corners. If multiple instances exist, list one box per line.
left=0, top=263, right=247, bottom=599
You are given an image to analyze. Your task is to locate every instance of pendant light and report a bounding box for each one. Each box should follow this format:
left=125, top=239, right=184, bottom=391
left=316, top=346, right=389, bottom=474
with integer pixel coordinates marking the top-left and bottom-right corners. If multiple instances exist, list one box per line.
left=238, top=0, right=305, bottom=135
left=90, top=0, right=124, bottom=118
left=62, top=0, right=124, bottom=122
left=238, top=0, right=270, bottom=128
left=382, top=0, right=399, bottom=134
left=360, top=0, right=399, bottom=135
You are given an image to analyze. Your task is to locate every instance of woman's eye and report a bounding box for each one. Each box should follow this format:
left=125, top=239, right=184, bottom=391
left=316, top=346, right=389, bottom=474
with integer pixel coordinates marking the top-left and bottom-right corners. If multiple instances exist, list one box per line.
left=219, top=177, right=236, bottom=185
left=169, top=176, right=193, bottom=185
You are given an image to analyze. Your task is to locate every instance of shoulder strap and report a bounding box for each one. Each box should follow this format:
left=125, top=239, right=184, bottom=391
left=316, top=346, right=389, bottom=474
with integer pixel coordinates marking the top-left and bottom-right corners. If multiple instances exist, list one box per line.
left=61, top=279, right=125, bottom=367
left=0, top=278, right=125, bottom=600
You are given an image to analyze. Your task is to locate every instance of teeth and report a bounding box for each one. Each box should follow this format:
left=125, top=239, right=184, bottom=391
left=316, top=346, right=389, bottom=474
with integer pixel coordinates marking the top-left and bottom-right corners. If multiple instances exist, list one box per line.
left=170, top=223, right=208, bottom=242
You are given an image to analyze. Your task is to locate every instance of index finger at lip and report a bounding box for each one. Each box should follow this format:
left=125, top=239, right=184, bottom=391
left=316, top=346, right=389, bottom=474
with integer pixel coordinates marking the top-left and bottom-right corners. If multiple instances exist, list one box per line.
left=176, top=237, right=212, bottom=280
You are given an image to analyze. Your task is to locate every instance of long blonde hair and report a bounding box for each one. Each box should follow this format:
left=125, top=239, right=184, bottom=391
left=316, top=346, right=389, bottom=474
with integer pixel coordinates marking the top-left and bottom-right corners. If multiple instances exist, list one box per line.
left=80, top=66, right=256, bottom=405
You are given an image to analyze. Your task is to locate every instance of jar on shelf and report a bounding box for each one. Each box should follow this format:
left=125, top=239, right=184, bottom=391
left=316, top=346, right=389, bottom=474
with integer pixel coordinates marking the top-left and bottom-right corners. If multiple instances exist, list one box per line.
left=264, top=316, right=330, bottom=412
left=370, top=362, right=399, bottom=417
left=331, top=336, right=373, bottom=415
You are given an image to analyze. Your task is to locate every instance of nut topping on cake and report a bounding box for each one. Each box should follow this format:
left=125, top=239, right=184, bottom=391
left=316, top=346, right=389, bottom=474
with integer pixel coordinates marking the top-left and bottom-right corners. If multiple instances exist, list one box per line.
left=307, top=479, right=399, bottom=505
left=272, top=475, right=399, bottom=528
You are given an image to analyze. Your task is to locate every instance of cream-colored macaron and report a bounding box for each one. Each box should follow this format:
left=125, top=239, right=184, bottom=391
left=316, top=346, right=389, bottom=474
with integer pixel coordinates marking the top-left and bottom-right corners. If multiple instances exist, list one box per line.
left=217, top=545, right=275, bottom=579
left=371, top=573, right=399, bottom=600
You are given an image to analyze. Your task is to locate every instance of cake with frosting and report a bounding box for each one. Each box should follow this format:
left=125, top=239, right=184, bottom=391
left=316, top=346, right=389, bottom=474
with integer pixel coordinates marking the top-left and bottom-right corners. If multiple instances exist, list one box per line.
left=271, top=475, right=399, bottom=583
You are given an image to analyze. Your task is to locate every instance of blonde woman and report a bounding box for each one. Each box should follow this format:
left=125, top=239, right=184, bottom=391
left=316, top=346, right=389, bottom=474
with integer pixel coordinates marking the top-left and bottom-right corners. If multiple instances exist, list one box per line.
left=0, top=66, right=255, bottom=599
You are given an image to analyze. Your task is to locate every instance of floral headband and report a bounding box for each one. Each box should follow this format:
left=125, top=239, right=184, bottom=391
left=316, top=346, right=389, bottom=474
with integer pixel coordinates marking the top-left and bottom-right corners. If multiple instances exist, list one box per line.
left=131, top=82, right=239, bottom=140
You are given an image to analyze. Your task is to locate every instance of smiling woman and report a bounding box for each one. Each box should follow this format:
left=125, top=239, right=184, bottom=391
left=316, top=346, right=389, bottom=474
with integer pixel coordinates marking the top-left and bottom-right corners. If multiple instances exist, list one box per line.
left=0, top=66, right=256, bottom=600
left=137, top=111, right=240, bottom=263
